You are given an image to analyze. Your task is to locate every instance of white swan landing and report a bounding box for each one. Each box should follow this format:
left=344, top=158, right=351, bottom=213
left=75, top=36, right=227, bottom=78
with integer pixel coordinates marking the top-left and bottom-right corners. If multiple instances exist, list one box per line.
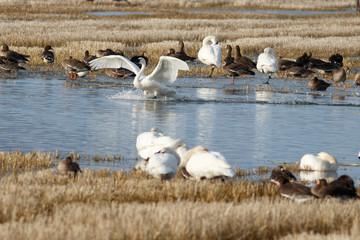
left=90, top=55, right=189, bottom=98
left=300, top=151, right=338, bottom=171
left=198, top=35, right=222, bottom=78
left=180, top=145, right=235, bottom=180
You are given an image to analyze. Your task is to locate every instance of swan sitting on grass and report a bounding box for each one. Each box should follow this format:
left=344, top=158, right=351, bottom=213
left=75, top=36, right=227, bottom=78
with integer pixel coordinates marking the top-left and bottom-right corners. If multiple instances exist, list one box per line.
left=138, top=147, right=180, bottom=180
left=135, top=128, right=187, bottom=160
left=180, top=145, right=235, bottom=180
left=90, top=55, right=189, bottom=98
left=299, top=151, right=338, bottom=171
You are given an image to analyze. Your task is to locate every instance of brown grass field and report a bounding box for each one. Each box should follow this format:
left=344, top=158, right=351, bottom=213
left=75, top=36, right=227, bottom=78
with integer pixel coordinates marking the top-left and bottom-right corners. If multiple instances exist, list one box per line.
left=0, top=150, right=360, bottom=239
left=1, top=1, right=360, bottom=239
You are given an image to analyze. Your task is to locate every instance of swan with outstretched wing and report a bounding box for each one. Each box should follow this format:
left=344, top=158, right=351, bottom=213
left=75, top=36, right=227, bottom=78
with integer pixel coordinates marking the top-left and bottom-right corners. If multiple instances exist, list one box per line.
left=90, top=55, right=189, bottom=98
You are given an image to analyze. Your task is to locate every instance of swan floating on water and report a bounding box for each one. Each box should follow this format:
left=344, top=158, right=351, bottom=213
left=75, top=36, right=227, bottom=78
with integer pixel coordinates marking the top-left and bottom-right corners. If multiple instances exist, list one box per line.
left=90, top=55, right=189, bottom=98
left=198, top=35, right=222, bottom=78
left=299, top=152, right=338, bottom=171
left=256, top=47, right=278, bottom=84
left=180, top=145, right=235, bottom=180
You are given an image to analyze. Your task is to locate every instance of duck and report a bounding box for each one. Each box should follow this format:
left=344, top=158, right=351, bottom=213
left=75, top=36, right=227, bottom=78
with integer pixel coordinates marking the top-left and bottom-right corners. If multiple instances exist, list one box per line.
left=41, top=45, right=54, bottom=71
left=308, top=77, right=331, bottom=91
left=0, top=44, right=30, bottom=64
left=299, top=152, right=338, bottom=171
left=222, top=46, right=255, bottom=84
left=130, top=51, right=148, bottom=68
left=311, top=175, right=358, bottom=199
left=234, top=45, right=256, bottom=71
left=355, top=73, right=360, bottom=86
left=274, top=176, right=315, bottom=202
left=180, top=145, right=235, bottom=180
left=256, top=47, right=278, bottom=84
left=140, top=147, right=180, bottom=180
left=170, top=40, right=196, bottom=62
left=284, top=66, right=314, bottom=78
left=197, top=35, right=222, bottom=78
left=57, top=156, right=82, bottom=179
left=332, top=66, right=349, bottom=90
left=83, top=50, right=97, bottom=66
left=164, top=48, right=176, bottom=56
left=89, top=55, right=189, bottom=98
left=270, top=165, right=297, bottom=184
left=61, top=56, right=91, bottom=79
left=0, top=57, right=26, bottom=72
left=95, top=48, right=124, bottom=58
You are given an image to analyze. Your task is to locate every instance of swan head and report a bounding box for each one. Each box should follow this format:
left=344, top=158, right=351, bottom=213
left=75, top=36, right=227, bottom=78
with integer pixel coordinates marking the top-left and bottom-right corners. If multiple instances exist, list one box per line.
left=316, top=152, right=337, bottom=164
left=264, top=47, right=276, bottom=57
left=136, top=57, right=147, bottom=66
left=150, top=127, right=161, bottom=133
left=203, top=35, right=219, bottom=46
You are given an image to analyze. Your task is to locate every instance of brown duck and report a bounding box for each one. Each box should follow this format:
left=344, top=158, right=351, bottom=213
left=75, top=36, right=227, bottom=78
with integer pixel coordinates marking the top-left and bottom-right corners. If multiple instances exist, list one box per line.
left=222, top=45, right=255, bottom=84
left=61, top=56, right=91, bottom=79
left=332, top=66, right=349, bottom=90
left=308, top=77, right=331, bottom=91
left=270, top=165, right=297, bottom=184
left=0, top=44, right=30, bottom=64
left=57, top=156, right=82, bottom=179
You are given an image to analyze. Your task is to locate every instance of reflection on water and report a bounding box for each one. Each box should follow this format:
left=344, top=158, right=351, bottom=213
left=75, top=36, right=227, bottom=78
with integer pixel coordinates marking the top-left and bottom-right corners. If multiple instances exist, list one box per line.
left=1, top=77, right=360, bottom=184
left=300, top=171, right=338, bottom=183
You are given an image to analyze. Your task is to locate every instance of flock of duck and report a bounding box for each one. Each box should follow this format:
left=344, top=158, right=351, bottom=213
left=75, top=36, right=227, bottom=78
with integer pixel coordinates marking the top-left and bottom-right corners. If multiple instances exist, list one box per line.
left=56, top=127, right=359, bottom=201
left=1, top=35, right=359, bottom=98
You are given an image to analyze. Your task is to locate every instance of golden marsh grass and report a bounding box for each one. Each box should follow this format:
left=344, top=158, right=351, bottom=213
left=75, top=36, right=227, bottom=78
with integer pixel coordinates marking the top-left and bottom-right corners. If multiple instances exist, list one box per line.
left=0, top=0, right=360, bottom=77
left=0, top=151, right=360, bottom=239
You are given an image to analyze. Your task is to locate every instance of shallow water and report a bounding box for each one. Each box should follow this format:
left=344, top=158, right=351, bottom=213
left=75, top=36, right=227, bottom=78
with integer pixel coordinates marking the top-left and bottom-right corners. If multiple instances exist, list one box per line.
left=0, top=72, right=360, bottom=184
left=187, top=8, right=354, bottom=16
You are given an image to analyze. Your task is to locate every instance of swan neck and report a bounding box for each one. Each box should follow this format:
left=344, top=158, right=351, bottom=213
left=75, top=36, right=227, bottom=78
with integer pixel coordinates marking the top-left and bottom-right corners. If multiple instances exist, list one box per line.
left=134, top=63, right=146, bottom=85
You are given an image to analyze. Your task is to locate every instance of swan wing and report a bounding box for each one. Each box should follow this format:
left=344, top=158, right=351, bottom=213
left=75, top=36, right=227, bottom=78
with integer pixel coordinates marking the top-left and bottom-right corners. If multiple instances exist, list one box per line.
left=147, top=56, right=189, bottom=83
left=89, top=55, right=140, bottom=74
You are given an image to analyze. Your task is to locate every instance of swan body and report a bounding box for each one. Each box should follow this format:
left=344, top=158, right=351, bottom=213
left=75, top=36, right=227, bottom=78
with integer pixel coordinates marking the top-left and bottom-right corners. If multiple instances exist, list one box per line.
left=136, top=128, right=187, bottom=160
left=181, top=146, right=235, bottom=180
left=198, top=35, right=222, bottom=77
left=143, top=147, right=180, bottom=180
left=90, top=55, right=189, bottom=98
left=256, top=47, right=278, bottom=84
left=300, top=152, right=338, bottom=171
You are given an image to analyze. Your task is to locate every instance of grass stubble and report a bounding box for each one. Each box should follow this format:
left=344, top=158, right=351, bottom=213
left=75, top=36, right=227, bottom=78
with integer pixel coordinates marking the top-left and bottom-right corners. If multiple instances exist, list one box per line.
left=0, top=151, right=360, bottom=239
left=1, top=1, right=360, bottom=239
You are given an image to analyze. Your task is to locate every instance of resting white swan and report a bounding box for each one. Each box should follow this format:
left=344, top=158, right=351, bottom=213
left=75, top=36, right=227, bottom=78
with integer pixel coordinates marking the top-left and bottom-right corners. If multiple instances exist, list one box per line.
left=180, top=145, right=235, bottom=180
left=135, top=128, right=187, bottom=160
left=136, top=127, right=163, bottom=154
left=256, top=47, right=278, bottom=84
left=198, top=35, right=222, bottom=78
left=141, top=147, right=180, bottom=180
left=90, top=55, right=189, bottom=98
left=299, top=152, right=338, bottom=171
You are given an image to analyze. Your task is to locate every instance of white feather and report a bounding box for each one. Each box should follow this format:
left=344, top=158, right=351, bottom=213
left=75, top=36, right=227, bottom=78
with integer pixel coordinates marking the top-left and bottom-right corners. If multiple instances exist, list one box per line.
left=198, top=35, right=222, bottom=67
left=299, top=152, right=338, bottom=171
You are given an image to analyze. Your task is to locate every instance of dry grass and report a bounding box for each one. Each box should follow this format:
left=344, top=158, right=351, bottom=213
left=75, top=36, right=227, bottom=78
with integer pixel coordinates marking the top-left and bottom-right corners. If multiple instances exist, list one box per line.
left=0, top=168, right=360, bottom=239
left=0, top=151, right=359, bottom=239
left=0, top=1, right=360, bottom=77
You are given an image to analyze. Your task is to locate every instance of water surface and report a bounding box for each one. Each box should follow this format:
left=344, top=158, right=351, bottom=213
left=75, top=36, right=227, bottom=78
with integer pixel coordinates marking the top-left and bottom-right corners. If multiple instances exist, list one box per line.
left=0, top=73, right=359, bottom=184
